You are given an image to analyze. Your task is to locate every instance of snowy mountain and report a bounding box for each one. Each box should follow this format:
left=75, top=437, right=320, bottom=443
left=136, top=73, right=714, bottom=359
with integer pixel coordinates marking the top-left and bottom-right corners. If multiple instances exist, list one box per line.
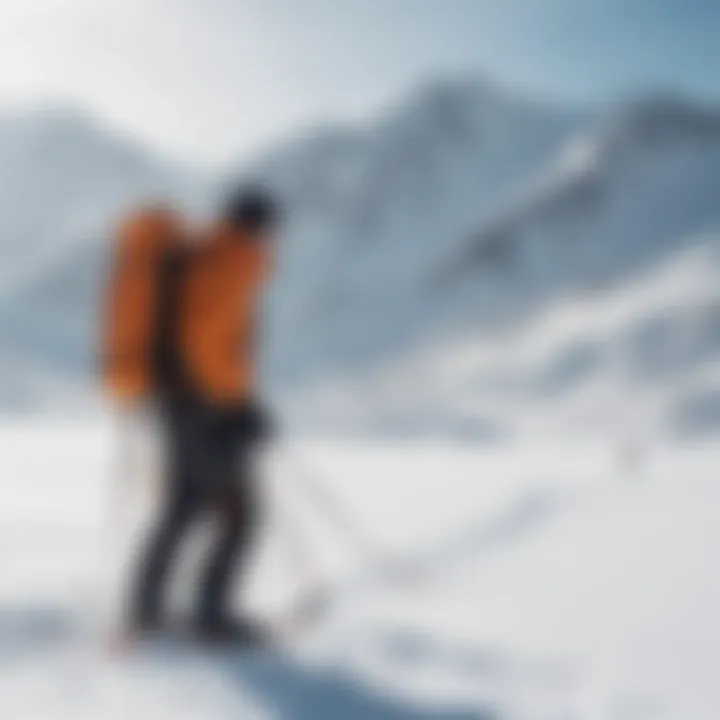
left=0, top=105, right=202, bottom=268
left=440, top=95, right=720, bottom=309
left=260, top=88, right=720, bottom=441
left=2, top=84, right=720, bottom=720
left=1, top=81, right=720, bottom=440
left=259, top=80, right=583, bottom=385
left=0, top=105, right=210, bottom=406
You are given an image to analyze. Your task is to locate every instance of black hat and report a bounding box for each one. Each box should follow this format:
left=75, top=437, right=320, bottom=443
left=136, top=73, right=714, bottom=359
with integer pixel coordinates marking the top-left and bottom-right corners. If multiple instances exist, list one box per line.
left=224, top=184, right=281, bottom=233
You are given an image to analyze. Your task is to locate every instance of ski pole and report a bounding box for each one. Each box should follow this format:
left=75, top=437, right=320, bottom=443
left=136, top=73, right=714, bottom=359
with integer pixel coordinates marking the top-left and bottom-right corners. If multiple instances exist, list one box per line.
left=271, top=463, right=326, bottom=589
left=276, top=444, right=433, bottom=609
left=98, top=407, right=137, bottom=633
left=278, top=444, right=387, bottom=567
left=269, top=468, right=335, bottom=634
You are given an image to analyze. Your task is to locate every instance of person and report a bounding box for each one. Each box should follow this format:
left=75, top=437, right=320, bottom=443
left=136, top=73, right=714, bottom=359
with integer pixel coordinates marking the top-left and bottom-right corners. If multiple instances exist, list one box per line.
left=102, top=186, right=279, bottom=645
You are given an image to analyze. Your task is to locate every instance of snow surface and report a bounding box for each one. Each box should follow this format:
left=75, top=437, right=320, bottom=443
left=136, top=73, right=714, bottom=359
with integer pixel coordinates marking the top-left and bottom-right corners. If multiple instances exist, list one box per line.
left=1, top=421, right=719, bottom=719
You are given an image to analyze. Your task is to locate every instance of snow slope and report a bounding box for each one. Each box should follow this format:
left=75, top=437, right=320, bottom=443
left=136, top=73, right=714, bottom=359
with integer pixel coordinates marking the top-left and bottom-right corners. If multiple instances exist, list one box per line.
left=285, top=232, right=720, bottom=441
left=1, top=422, right=718, bottom=719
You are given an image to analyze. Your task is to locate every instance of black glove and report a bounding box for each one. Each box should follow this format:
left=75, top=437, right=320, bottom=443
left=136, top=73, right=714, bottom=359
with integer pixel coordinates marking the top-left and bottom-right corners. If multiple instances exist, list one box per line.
left=221, top=400, right=274, bottom=445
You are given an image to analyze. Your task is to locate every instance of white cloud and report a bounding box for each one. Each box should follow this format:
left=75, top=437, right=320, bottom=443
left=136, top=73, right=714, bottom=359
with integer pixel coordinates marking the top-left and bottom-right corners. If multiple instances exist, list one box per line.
left=0, top=0, right=488, bottom=166
left=0, top=0, right=531, bottom=166
left=0, top=0, right=295, bottom=165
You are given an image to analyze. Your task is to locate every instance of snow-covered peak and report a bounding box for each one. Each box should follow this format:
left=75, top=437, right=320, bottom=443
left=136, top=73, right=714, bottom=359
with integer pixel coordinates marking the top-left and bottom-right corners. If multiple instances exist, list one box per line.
left=604, top=92, right=720, bottom=145
left=441, top=94, right=720, bottom=293
left=0, top=103, right=203, bottom=265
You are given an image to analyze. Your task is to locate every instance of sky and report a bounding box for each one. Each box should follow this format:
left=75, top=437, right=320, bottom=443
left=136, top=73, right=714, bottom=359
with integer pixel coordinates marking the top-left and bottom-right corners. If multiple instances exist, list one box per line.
left=0, top=0, right=718, bottom=167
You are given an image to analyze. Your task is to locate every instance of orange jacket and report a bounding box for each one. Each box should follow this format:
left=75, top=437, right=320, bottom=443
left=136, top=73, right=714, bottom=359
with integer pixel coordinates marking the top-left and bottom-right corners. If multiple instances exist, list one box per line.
left=102, top=206, right=184, bottom=402
left=178, top=222, right=271, bottom=404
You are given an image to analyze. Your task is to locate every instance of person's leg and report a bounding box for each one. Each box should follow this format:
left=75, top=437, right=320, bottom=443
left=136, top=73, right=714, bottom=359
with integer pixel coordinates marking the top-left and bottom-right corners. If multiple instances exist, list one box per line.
left=195, top=428, right=258, bottom=631
left=128, top=402, right=203, bottom=631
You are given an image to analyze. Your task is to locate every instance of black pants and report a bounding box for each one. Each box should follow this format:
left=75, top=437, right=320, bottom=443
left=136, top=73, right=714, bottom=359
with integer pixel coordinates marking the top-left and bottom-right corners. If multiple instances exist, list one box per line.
left=130, top=396, right=258, bottom=630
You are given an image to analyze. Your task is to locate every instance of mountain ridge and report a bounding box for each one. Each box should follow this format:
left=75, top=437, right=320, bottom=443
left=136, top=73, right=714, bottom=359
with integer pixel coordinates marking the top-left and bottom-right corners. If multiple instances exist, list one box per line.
left=0, top=79, right=718, bottom=434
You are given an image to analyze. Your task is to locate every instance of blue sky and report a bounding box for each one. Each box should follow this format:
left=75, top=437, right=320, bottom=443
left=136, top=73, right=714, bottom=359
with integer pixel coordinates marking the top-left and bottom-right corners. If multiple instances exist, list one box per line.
left=0, top=0, right=717, bottom=165
left=255, top=0, right=720, bottom=102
